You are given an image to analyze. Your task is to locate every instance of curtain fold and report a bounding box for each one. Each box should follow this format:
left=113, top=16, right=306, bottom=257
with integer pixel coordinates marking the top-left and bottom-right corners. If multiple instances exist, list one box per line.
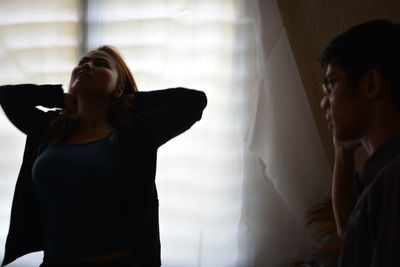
left=238, top=0, right=331, bottom=266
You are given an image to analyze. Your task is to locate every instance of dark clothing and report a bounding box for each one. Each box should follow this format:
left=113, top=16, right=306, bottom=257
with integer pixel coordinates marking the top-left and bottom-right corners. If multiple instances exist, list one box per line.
left=339, top=134, right=400, bottom=267
left=39, top=254, right=137, bottom=267
left=32, top=130, right=130, bottom=258
left=0, top=84, right=207, bottom=266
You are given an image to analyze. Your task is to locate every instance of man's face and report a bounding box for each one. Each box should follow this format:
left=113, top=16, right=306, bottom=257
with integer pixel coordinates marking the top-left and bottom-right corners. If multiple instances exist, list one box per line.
left=320, top=64, right=370, bottom=141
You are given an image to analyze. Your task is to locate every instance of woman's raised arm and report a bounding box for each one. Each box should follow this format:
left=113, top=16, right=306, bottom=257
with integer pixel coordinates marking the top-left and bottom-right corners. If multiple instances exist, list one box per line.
left=0, top=84, right=65, bottom=135
left=129, top=87, right=207, bottom=147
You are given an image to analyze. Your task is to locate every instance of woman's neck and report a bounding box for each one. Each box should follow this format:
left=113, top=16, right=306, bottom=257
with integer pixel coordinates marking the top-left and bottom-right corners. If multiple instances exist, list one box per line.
left=76, top=94, right=112, bottom=131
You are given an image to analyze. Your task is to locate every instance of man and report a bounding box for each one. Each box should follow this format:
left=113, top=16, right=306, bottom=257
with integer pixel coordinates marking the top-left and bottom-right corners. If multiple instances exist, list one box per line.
left=319, top=19, right=400, bottom=267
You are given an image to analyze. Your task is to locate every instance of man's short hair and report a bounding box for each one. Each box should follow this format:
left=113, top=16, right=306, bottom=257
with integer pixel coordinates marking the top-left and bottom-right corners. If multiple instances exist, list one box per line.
left=319, top=19, right=400, bottom=105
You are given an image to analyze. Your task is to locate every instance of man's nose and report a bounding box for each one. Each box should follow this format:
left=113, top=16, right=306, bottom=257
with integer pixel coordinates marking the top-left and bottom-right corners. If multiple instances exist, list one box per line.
left=320, top=96, right=328, bottom=110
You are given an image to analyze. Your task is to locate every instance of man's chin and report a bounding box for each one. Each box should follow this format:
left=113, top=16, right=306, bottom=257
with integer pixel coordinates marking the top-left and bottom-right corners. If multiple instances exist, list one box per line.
left=334, top=130, right=360, bottom=143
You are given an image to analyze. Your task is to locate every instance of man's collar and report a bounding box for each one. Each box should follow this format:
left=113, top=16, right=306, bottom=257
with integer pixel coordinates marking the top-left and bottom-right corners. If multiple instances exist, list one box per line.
left=358, top=133, right=400, bottom=189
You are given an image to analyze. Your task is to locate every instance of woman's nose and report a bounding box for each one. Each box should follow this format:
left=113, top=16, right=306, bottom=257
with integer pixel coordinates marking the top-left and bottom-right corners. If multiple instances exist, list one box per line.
left=81, top=61, right=93, bottom=70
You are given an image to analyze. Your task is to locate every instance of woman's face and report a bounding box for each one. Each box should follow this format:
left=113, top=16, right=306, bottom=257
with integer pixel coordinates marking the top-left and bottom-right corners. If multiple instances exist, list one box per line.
left=70, top=50, right=120, bottom=98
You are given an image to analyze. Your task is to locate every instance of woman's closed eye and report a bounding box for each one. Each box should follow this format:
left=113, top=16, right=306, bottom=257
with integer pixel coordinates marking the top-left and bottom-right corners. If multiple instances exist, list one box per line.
left=77, top=57, right=110, bottom=68
left=93, top=59, right=110, bottom=68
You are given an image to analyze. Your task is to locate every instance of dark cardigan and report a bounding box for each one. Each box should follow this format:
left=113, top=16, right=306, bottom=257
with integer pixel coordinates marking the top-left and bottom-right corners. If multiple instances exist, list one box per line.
left=0, top=84, right=207, bottom=266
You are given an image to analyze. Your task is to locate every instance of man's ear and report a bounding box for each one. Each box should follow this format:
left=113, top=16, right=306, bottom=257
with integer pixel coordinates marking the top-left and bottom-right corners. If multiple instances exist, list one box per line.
left=365, top=69, right=384, bottom=99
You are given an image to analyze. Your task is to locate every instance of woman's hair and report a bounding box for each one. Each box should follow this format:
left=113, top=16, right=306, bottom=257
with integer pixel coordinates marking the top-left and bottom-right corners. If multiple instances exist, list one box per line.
left=319, top=19, right=400, bottom=107
left=45, top=45, right=138, bottom=147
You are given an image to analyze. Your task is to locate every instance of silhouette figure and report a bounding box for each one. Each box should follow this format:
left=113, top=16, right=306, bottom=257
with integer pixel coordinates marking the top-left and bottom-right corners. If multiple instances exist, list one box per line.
left=0, top=45, right=207, bottom=267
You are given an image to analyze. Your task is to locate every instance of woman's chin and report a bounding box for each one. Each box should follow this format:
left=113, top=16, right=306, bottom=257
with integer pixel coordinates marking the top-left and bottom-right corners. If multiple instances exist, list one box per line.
left=70, top=81, right=89, bottom=94
left=71, top=75, right=90, bottom=87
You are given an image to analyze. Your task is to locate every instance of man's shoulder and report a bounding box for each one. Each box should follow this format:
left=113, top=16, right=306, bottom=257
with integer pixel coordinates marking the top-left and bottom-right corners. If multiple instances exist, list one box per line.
left=384, top=152, right=400, bottom=179
left=373, top=152, right=400, bottom=192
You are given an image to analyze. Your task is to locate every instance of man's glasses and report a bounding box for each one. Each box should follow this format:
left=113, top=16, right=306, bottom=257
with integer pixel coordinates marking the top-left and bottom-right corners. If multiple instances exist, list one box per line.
left=321, top=76, right=348, bottom=95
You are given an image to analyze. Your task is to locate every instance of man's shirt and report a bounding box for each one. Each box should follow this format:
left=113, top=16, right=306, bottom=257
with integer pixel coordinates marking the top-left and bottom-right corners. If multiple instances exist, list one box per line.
left=339, top=134, right=400, bottom=267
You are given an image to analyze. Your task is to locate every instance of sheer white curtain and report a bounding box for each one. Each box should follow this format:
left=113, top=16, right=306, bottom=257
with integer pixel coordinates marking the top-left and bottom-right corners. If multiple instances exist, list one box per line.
left=238, top=0, right=331, bottom=266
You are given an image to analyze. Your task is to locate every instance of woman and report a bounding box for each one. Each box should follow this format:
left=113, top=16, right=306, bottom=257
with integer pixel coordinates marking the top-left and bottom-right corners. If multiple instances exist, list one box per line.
left=0, top=45, right=207, bottom=267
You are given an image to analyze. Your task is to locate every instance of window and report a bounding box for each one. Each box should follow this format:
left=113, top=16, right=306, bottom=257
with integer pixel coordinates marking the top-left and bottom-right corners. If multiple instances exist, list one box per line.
left=0, top=1, right=246, bottom=266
